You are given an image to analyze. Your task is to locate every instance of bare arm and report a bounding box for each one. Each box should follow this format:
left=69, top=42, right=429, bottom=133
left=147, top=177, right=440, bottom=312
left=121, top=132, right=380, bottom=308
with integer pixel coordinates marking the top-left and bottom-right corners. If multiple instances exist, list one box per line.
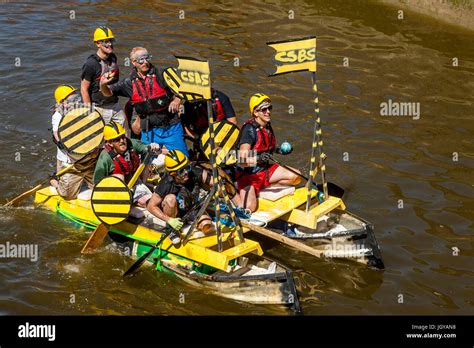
left=147, top=192, right=171, bottom=223
left=227, top=117, right=237, bottom=125
left=99, top=73, right=114, bottom=97
left=80, top=79, right=91, bottom=104
left=238, top=143, right=256, bottom=168
left=131, top=116, right=141, bottom=135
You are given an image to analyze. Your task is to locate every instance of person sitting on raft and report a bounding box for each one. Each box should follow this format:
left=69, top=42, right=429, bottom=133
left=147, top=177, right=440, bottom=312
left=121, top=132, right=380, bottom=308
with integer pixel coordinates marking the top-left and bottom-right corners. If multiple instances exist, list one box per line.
left=147, top=150, right=228, bottom=245
left=93, top=121, right=161, bottom=207
left=236, top=93, right=301, bottom=212
left=50, top=84, right=98, bottom=200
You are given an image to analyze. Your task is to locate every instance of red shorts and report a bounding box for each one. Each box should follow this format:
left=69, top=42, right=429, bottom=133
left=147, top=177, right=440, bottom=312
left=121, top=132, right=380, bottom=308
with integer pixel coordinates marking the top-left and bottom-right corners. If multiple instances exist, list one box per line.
left=236, top=163, right=279, bottom=194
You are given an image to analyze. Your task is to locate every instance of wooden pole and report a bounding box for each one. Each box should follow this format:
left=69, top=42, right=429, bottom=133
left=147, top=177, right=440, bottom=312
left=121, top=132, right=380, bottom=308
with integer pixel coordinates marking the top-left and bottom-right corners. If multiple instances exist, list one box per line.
left=241, top=221, right=325, bottom=259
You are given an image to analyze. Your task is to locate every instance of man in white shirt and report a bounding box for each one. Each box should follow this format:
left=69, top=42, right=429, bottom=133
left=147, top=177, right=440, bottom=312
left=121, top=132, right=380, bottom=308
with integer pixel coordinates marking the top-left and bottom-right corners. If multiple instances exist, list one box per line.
left=50, top=85, right=97, bottom=200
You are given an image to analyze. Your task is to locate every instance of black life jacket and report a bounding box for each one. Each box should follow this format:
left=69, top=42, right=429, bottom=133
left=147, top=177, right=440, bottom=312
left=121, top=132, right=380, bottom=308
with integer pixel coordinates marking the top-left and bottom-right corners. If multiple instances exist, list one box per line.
left=86, top=53, right=119, bottom=106
left=104, top=139, right=140, bottom=183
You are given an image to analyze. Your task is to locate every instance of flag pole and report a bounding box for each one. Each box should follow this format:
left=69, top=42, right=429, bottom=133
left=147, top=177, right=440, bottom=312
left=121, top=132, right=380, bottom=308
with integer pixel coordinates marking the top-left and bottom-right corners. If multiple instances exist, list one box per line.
left=305, top=71, right=327, bottom=212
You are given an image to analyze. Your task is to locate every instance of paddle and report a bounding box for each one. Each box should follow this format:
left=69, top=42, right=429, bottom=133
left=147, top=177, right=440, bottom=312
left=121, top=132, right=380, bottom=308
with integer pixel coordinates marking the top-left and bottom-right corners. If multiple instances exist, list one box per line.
left=123, top=193, right=208, bottom=277
left=3, top=163, right=77, bottom=207
left=81, top=150, right=152, bottom=254
left=241, top=220, right=326, bottom=259
left=267, top=154, right=345, bottom=199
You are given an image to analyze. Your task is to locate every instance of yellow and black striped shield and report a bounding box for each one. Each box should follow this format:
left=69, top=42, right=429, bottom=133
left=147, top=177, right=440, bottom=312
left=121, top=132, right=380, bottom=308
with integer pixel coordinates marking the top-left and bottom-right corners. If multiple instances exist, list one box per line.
left=91, top=176, right=132, bottom=225
left=200, top=120, right=239, bottom=166
left=58, top=107, right=104, bottom=156
left=267, top=36, right=317, bottom=76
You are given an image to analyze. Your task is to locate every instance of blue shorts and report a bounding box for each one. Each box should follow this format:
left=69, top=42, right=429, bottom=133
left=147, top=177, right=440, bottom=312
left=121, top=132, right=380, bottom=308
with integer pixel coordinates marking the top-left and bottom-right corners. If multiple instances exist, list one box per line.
left=141, top=122, right=189, bottom=157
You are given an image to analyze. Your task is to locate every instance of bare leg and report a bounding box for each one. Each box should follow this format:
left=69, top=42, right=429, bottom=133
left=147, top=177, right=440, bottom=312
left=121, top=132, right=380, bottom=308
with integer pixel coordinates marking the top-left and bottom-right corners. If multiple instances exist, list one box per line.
left=240, top=186, right=258, bottom=212
left=269, top=165, right=301, bottom=186
left=161, top=194, right=178, bottom=217
left=198, top=214, right=213, bottom=233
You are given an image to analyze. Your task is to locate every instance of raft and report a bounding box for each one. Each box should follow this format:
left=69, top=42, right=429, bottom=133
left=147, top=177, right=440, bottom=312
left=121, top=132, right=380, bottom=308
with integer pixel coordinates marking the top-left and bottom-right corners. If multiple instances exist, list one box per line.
left=34, top=186, right=301, bottom=311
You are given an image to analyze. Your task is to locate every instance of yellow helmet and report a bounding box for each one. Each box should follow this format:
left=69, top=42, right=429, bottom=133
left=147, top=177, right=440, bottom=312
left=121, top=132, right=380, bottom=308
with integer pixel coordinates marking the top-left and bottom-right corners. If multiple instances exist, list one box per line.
left=93, top=26, right=115, bottom=42
left=54, top=84, right=77, bottom=103
left=249, top=93, right=271, bottom=115
left=165, top=150, right=189, bottom=172
left=103, top=121, right=125, bottom=141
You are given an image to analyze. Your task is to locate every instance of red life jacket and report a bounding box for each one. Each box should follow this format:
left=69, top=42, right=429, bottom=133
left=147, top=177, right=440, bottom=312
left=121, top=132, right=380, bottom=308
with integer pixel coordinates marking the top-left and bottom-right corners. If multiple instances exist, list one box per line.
left=130, top=67, right=170, bottom=116
left=193, top=91, right=226, bottom=129
left=104, top=139, right=140, bottom=183
left=243, top=118, right=276, bottom=155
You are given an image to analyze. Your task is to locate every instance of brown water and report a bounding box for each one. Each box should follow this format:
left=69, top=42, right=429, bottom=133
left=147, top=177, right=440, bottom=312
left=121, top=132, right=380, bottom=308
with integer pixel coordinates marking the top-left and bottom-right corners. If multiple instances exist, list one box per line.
left=0, top=0, right=473, bottom=315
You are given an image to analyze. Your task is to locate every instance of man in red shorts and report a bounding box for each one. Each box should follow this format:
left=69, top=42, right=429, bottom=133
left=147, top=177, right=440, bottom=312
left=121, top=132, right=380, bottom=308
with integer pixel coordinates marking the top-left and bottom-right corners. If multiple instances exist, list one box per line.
left=236, top=93, right=301, bottom=212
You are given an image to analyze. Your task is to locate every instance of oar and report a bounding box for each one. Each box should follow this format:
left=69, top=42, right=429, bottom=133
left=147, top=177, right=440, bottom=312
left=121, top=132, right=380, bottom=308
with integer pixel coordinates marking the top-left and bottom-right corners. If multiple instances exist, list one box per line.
left=268, top=155, right=345, bottom=199
left=241, top=220, right=326, bottom=259
left=3, top=163, right=76, bottom=207
left=81, top=150, right=152, bottom=254
left=123, top=195, right=208, bottom=277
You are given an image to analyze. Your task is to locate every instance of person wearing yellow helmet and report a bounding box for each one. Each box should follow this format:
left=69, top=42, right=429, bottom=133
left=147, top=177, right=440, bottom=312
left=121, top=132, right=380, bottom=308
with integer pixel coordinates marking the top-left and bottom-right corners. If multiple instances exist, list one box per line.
left=147, top=150, right=216, bottom=245
left=93, top=121, right=161, bottom=207
left=49, top=84, right=97, bottom=200
left=81, top=26, right=125, bottom=127
left=235, top=93, right=301, bottom=212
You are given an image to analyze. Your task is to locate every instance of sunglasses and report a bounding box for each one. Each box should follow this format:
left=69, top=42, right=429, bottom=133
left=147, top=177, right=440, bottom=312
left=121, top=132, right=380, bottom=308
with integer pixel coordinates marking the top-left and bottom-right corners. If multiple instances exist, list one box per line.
left=257, top=105, right=273, bottom=113
left=135, top=54, right=152, bottom=64
left=112, top=135, right=126, bottom=142
left=65, top=94, right=81, bottom=103
left=173, top=164, right=191, bottom=177
left=100, top=39, right=115, bottom=47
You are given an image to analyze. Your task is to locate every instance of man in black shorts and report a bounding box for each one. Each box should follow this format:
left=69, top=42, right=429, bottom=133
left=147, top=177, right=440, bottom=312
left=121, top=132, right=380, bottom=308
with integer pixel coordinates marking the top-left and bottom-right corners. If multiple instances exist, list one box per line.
left=147, top=150, right=214, bottom=244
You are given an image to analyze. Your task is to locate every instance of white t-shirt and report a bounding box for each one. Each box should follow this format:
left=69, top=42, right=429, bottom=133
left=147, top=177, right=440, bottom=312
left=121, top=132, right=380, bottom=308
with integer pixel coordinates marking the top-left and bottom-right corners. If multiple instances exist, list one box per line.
left=51, top=111, right=72, bottom=164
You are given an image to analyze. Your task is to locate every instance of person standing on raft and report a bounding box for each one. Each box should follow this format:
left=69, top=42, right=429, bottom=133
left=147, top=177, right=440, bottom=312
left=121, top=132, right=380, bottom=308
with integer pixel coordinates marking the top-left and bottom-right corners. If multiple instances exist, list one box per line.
left=236, top=93, right=301, bottom=212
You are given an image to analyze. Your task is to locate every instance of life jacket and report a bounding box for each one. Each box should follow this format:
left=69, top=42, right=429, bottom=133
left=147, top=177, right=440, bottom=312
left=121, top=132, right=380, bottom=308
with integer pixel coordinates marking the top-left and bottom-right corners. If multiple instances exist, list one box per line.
left=243, top=118, right=276, bottom=155
left=104, top=139, right=140, bottom=183
left=130, top=66, right=178, bottom=129
left=130, top=67, right=170, bottom=114
left=193, top=90, right=226, bottom=129
left=87, top=53, right=119, bottom=106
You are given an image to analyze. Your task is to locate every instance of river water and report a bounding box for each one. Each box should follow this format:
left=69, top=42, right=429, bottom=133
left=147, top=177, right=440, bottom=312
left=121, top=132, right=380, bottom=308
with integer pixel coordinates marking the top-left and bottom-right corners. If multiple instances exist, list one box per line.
left=0, top=0, right=473, bottom=315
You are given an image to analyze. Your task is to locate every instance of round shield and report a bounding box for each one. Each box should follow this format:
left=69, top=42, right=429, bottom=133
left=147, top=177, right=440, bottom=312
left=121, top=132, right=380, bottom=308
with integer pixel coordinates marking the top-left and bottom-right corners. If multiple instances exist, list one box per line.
left=58, top=107, right=105, bottom=156
left=91, top=176, right=132, bottom=225
left=201, top=120, right=239, bottom=166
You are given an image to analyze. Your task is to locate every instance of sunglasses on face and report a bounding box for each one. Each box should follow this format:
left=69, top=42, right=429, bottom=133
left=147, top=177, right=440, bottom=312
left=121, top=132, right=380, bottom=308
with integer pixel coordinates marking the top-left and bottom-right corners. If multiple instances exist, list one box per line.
left=112, top=135, right=126, bottom=142
left=100, top=39, right=115, bottom=47
left=257, top=105, right=273, bottom=113
left=65, top=94, right=81, bottom=103
left=134, top=54, right=152, bottom=64
left=173, top=164, right=191, bottom=177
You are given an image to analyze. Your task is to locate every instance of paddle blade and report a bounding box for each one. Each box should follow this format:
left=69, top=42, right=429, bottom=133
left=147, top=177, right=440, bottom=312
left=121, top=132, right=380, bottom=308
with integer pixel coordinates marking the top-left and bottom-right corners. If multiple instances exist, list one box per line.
left=3, top=183, right=44, bottom=207
left=81, top=223, right=109, bottom=253
left=123, top=248, right=154, bottom=277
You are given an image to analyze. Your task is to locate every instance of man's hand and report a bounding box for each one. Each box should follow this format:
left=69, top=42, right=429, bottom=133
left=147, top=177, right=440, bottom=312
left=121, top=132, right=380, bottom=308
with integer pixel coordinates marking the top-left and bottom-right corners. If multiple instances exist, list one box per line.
left=258, top=152, right=271, bottom=163
left=167, top=217, right=184, bottom=231
left=149, top=143, right=161, bottom=154
left=100, top=72, right=116, bottom=86
left=168, top=97, right=181, bottom=113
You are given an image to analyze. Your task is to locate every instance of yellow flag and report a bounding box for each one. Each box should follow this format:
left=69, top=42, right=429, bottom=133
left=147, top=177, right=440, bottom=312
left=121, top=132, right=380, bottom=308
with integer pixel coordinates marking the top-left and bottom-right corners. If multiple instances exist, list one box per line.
left=267, top=36, right=316, bottom=76
left=169, top=56, right=211, bottom=101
